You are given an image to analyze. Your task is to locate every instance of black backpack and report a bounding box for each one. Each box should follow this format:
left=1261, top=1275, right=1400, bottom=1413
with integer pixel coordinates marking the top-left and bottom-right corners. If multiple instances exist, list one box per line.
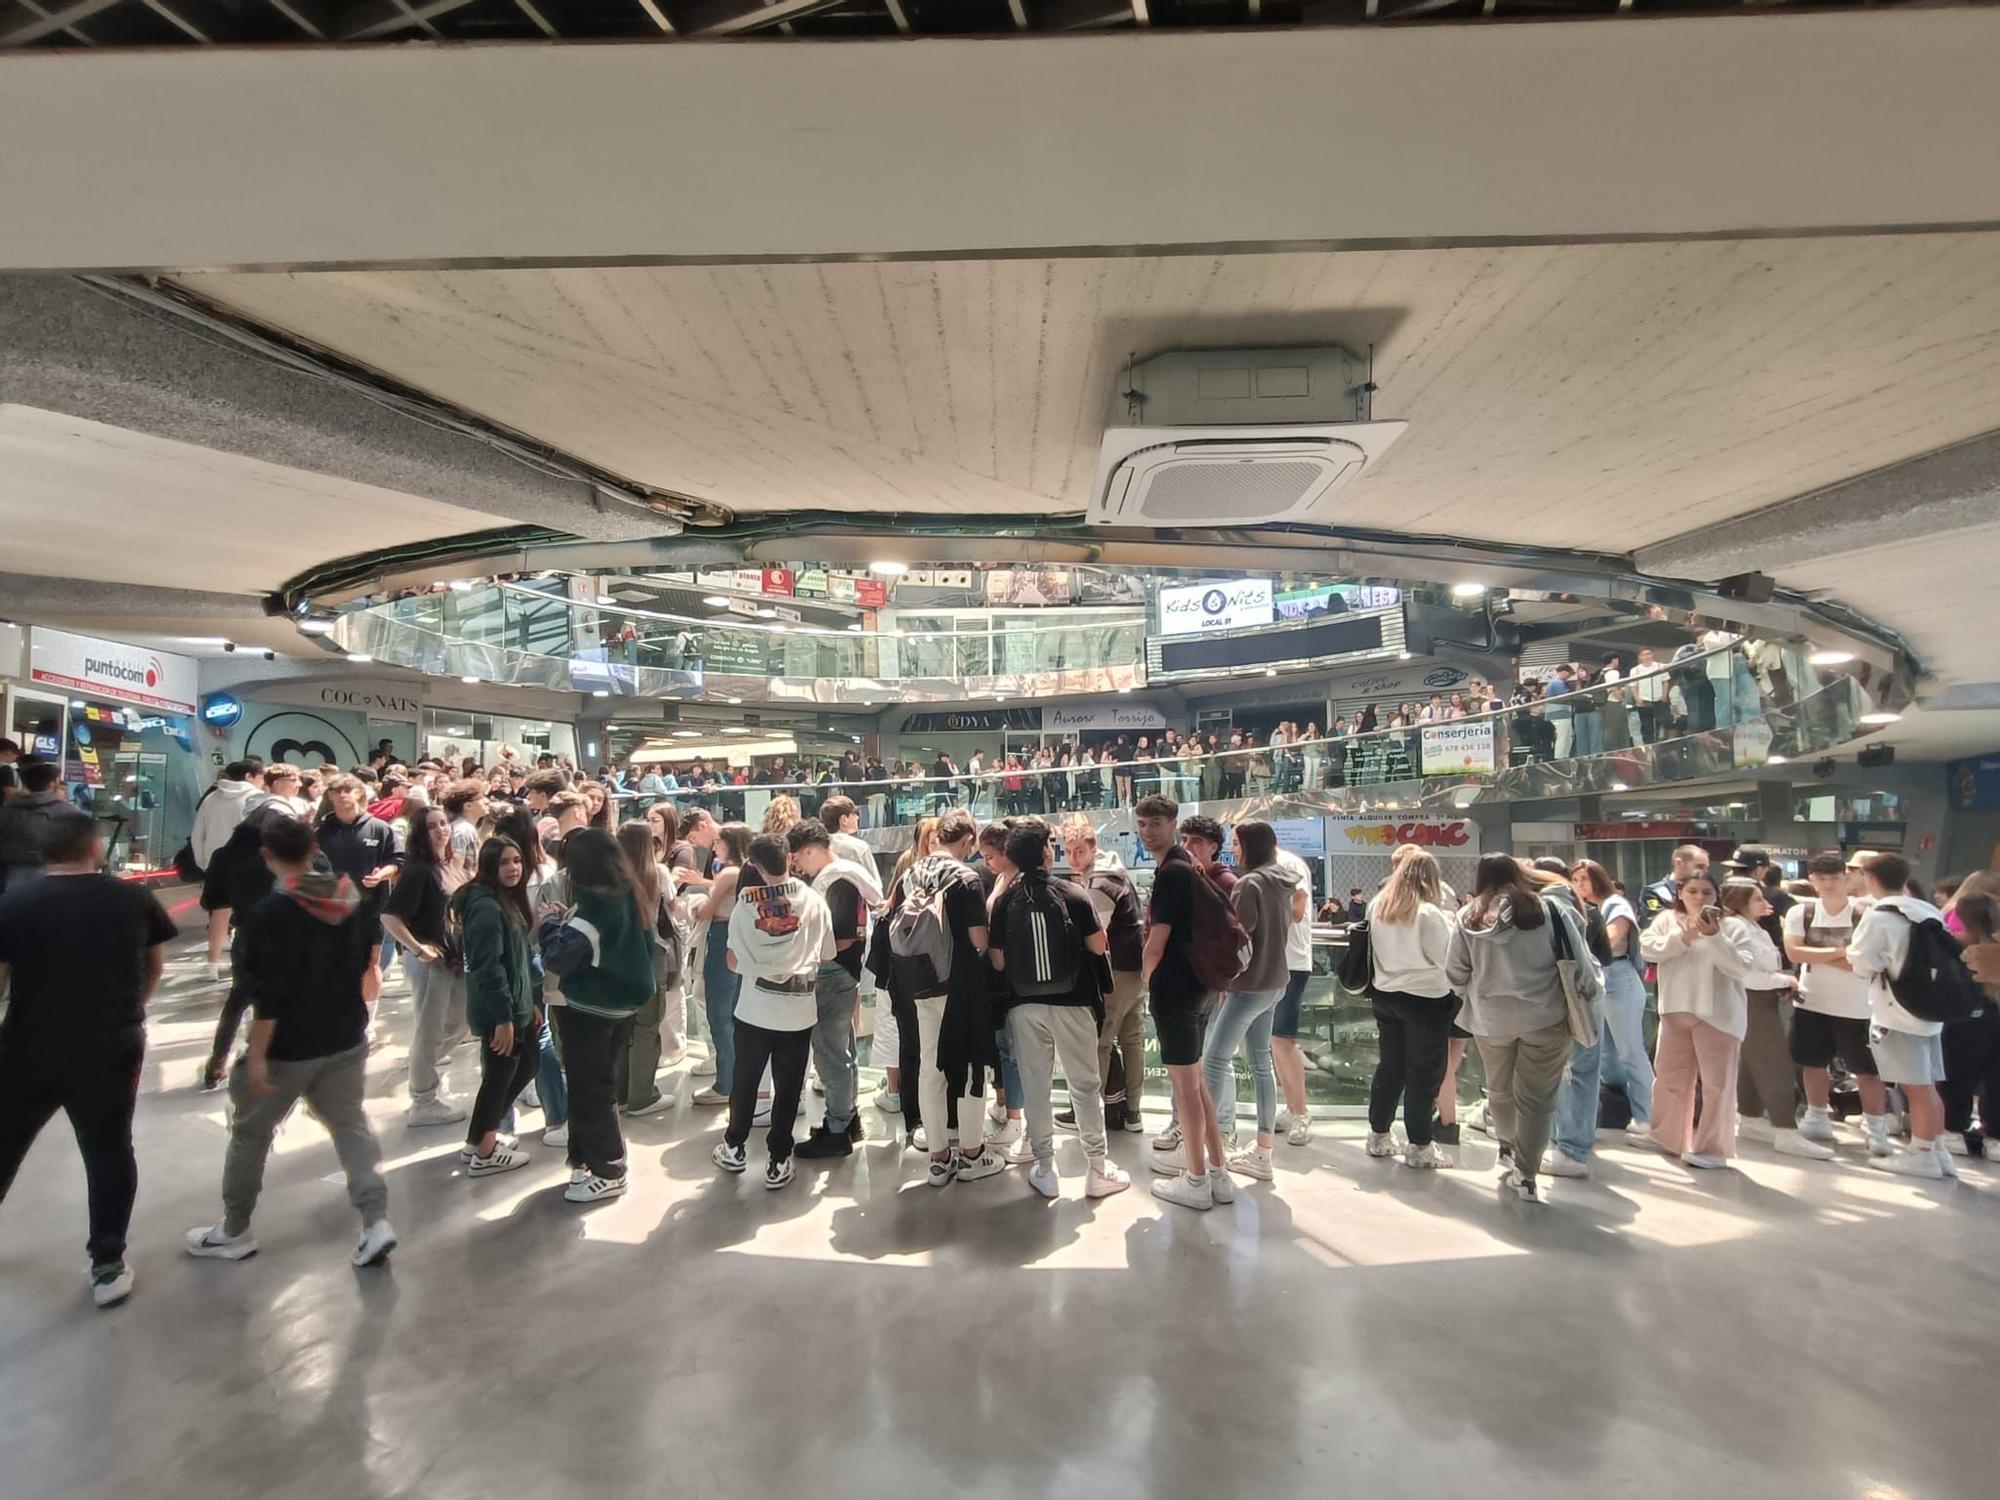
left=1888, top=911, right=1988, bottom=1024
left=1337, top=919, right=1372, bottom=995
left=1003, top=873, right=1083, bottom=999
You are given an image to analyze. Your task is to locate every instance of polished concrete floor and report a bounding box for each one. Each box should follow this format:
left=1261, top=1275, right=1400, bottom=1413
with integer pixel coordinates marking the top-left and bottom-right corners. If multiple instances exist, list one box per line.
left=2, top=924, right=1994, bottom=1500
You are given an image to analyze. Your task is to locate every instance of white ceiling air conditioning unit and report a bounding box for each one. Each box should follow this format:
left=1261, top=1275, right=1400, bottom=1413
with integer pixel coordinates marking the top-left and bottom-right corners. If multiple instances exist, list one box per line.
left=1089, top=346, right=1406, bottom=527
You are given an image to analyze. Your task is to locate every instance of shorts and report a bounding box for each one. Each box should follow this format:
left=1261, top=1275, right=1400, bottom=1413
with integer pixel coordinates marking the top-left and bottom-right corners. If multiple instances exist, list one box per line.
left=1867, top=1026, right=1947, bottom=1087
left=1150, top=989, right=1213, bottom=1068
left=198, top=860, right=229, bottom=913
left=1789, top=1009, right=1878, bottom=1075
left=1450, top=1014, right=1473, bottom=1041
left=1272, top=969, right=1311, bottom=1040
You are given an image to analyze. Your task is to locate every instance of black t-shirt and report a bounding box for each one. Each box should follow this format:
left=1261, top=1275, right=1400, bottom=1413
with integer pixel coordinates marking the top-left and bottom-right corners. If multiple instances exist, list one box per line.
left=240, top=891, right=374, bottom=1061
left=0, top=873, right=176, bottom=1046
left=990, top=874, right=1105, bottom=1014
left=386, top=863, right=451, bottom=947
left=824, top=874, right=865, bottom=980
left=1146, top=846, right=1204, bottom=1007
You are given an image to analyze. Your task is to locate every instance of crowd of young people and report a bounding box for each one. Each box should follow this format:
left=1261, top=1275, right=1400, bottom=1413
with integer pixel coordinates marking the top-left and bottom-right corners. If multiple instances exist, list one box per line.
left=3, top=739, right=1997, bottom=1309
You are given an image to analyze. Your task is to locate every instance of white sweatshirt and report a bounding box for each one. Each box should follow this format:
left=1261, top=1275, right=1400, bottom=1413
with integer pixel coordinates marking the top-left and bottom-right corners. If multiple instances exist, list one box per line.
left=1366, top=895, right=1454, bottom=999
left=1640, top=911, right=1761, bottom=1040
left=727, top=876, right=836, bottom=1031
left=1847, top=894, right=1946, bottom=1037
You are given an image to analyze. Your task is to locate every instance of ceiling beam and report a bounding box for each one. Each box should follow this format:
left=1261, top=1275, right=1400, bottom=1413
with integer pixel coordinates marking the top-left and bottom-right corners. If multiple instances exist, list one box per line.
left=0, top=0, right=121, bottom=44
left=882, top=0, right=908, bottom=31
left=635, top=0, right=675, bottom=30
left=334, top=0, right=469, bottom=40
left=0, top=573, right=269, bottom=622
left=670, top=0, right=847, bottom=35
left=512, top=0, right=559, bottom=33
left=142, top=0, right=211, bottom=40
left=8, top=0, right=99, bottom=41
left=265, top=0, right=335, bottom=36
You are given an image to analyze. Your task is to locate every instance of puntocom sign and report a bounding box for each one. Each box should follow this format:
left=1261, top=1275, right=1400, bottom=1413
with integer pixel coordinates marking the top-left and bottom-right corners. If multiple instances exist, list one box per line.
left=29, top=626, right=197, bottom=714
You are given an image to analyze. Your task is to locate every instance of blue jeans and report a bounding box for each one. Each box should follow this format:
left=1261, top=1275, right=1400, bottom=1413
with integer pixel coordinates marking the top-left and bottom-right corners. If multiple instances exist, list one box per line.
left=1571, top=709, right=1603, bottom=758
left=1709, top=673, right=1737, bottom=728
left=1551, top=1032, right=1605, bottom=1163
left=995, top=1018, right=1024, bottom=1107
left=1202, top=987, right=1284, bottom=1138
left=1596, top=961, right=1655, bottom=1125
left=812, top=962, right=859, bottom=1132
left=702, top=924, right=740, bottom=1089
left=535, top=1014, right=569, bottom=1128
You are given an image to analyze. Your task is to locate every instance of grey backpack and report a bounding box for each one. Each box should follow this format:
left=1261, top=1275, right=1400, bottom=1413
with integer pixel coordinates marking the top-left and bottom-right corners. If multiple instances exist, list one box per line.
left=887, top=874, right=955, bottom=998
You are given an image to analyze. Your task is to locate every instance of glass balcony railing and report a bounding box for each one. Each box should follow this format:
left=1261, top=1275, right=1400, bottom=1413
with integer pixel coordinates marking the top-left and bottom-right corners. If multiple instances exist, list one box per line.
left=340, top=583, right=1147, bottom=704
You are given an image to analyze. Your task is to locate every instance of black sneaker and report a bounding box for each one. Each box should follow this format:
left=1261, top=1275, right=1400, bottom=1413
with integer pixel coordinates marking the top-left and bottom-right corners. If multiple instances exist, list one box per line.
left=795, top=1126, right=854, bottom=1160
left=1054, top=1109, right=1080, bottom=1134
left=1433, top=1120, right=1461, bottom=1147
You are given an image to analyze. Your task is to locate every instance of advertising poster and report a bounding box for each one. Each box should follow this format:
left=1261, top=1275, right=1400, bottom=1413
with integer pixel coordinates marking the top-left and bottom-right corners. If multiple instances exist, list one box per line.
left=760, top=567, right=794, bottom=597
left=1157, top=579, right=1274, bottom=636
left=1420, top=720, right=1496, bottom=776
left=795, top=567, right=829, bottom=598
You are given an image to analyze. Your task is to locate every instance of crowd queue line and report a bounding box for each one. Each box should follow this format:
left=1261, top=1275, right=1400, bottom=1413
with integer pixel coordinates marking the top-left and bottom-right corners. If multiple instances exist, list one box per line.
left=2, top=745, right=1996, bottom=1313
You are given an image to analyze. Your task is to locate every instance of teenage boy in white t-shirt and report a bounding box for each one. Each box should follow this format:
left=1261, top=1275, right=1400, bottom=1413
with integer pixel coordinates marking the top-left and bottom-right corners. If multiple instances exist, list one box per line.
left=1847, top=853, right=1955, bottom=1180
left=1783, top=851, right=1891, bottom=1157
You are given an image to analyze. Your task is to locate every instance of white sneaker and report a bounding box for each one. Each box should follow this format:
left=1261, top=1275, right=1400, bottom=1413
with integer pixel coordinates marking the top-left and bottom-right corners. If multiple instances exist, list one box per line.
left=90, top=1262, right=134, bottom=1308
left=1001, top=1136, right=1038, bottom=1165
left=1151, top=1125, right=1184, bottom=1153
left=987, top=1116, right=1024, bottom=1147
left=184, top=1224, right=257, bottom=1261
left=690, top=1086, right=730, bottom=1107
left=713, top=1141, right=747, bottom=1173
left=1862, top=1114, right=1895, bottom=1158
left=808, top=1068, right=823, bottom=1097
left=765, top=1155, right=796, bottom=1190
left=626, top=1095, right=674, bottom=1118
left=1543, top=1153, right=1591, bottom=1179
left=458, top=1133, right=518, bottom=1163
left=543, top=1121, right=569, bottom=1147
left=1228, top=1146, right=1274, bottom=1181
left=659, top=1048, right=687, bottom=1070
left=520, top=1085, right=541, bottom=1111
left=1797, top=1108, right=1837, bottom=1144
left=1151, top=1145, right=1187, bottom=1175
left=1466, top=1100, right=1494, bottom=1137
left=926, top=1154, right=957, bottom=1188
left=955, top=1147, right=1007, bottom=1183
left=987, top=1096, right=1008, bottom=1127
left=1365, top=1130, right=1400, bottom=1159
left=1680, top=1151, right=1728, bottom=1170
left=873, top=1085, right=901, bottom=1114
left=407, top=1096, right=468, bottom=1127
left=1404, top=1142, right=1455, bottom=1170
left=204, top=961, right=224, bottom=982
left=1027, top=1161, right=1060, bottom=1199
left=1737, top=1117, right=1775, bottom=1143
left=1868, top=1147, right=1945, bottom=1180
left=1286, top=1113, right=1313, bottom=1147
left=1932, top=1140, right=1960, bottom=1180
left=1150, top=1171, right=1213, bottom=1211
left=563, top=1173, right=629, bottom=1203
left=1623, top=1121, right=1658, bottom=1147
left=691, top=1056, right=717, bottom=1078
left=1209, top=1168, right=1236, bottom=1205
left=467, top=1145, right=531, bottom=1176
left=1772, top=1128, right=1837, bottom=1161
left=1511, top=1175, right=1545, bottom=1206
left=1086, top=1160, right=1132, bottom=1198
left=912, top=1126, right=930, bottom=1152
left=352, top=1219, right=398, bottom=1267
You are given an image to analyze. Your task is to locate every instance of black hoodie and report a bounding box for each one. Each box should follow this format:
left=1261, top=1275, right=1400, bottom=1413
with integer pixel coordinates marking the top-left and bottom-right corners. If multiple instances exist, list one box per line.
left=241, top=870, right=375, bottom=1061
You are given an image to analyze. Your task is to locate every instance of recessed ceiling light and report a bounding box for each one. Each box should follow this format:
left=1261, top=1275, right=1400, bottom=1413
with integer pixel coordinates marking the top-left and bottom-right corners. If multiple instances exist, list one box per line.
left=1611, top=782, right=1629, bottom=792
left=1808, top=649, right=1855, bottom=666
left=726, top=696, right=742, bottom=705
left=722, top=726, right=755, bottom=735
left=460, top=675, right=481, bottom=685
left=591, top=689, right=609, bottom=698
left=671, top=729, right=701, bottom=739
left=297, top=618, right=336, bottom=636
left=1857, top=711, right=1901, bottom=726
left=70, top=699, right=87, bottom=709
left=1766, top=753, right=1789, bottom=765
left=870, top=561, right=908, bottom=577
left=703, top=595, right=731, bottom=608
left=1451, top=582, right=1486, bottom=598
left=345, top=653, right=372, bottom=663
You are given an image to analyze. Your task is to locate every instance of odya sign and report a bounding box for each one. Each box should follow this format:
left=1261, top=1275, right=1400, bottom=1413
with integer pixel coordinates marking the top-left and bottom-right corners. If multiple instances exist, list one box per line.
left=1157, top=579, right=1274, bottom=637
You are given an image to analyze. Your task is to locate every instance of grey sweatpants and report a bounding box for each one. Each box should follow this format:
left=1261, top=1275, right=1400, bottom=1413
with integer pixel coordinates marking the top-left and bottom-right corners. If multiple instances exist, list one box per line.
left=222, top=1042, right=387, bottom=1236
left=1475, top=1023, right=1573, bottom=1181
left=1009, top=1003, right=1108, bottom=1168
left=404, top=955, right=467, bottom=1104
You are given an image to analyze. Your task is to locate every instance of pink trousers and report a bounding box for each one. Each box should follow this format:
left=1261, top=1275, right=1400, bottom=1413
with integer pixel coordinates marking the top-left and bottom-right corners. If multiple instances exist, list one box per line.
left=1650, top=1013, right=1741, bottom=1159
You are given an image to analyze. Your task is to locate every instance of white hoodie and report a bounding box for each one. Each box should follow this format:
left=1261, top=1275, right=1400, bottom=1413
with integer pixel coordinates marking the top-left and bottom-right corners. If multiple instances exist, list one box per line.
left=1848, top=893, right=1946, bottom=1037
left=814, top=854, right=884, bottom=911
left=1640, top=911, right=1761, bottom=1040
left=190, top=779, right=269, bottom=868
left=727, top=876, right=835, bottom=1030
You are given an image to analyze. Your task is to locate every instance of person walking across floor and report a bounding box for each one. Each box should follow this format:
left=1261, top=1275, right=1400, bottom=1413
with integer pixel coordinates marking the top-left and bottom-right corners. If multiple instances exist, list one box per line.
left=1446, top=854, right=1601, bottom=1206
left=0, top=806, right=175, bottom=1309
left=185, top=815, right=398, bottom=1270
left=1364, top=845, right=1459, bottom=1170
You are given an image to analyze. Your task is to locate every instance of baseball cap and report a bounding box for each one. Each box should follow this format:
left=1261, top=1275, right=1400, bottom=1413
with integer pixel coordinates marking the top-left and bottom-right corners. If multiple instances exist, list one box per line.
left=1723, top=845, right=1772, bottom=872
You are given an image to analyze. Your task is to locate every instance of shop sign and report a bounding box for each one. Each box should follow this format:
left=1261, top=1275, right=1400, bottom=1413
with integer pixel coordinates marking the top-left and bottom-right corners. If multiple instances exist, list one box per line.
left=984, top=568, right=1074, bottom=606
left=731, top=568, right=764, bottom=595
left=1327, top=660, right=1468, bottom=702
left=1158, top=579, right=1274, bottom=637
left=773, top=605, right=803, bottom=624
left=1420, top=720, right=1496, bottom=776
left=1329, top=817, right=1473, bottom=849
left=795, top=566, right=830, bottom=598
left=1048, top=704, right=1168, bottom=732
left=828, top=574, right=858, bottom=603
left=1576, top=821, right=1700, bottom=841
left=761, top=567, right=794, bottom=597
left=200, top=692, right=245, bottom=728
left=29, top=626, right=197, bottom=714
left=1267, top=818, right=1326, bottom=857
left=903, top=708, right=1043, bottom=733
left=314, top=685, right=421, bottom=722
left=856, top=579, right=888, bottom=609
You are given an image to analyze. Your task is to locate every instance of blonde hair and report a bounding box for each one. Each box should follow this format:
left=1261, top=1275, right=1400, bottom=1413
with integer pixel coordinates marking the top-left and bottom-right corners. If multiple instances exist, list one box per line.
left=1057, top=814, right=1097, bottom=847
left=891, top=816, right=940, bottom=888
left=1375, top=846, right=1441, bottom=926
left=761, top=794, right=801, bottom=835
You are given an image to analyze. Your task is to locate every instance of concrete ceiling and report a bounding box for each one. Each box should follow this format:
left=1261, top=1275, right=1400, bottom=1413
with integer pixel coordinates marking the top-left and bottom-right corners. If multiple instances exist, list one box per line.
left=177, top=234, right=2000, bottom=544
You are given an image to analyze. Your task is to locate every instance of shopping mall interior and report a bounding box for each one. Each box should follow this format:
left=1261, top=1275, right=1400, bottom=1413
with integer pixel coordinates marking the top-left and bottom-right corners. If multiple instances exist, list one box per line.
left=3, top=6, right=1998, bottom=1498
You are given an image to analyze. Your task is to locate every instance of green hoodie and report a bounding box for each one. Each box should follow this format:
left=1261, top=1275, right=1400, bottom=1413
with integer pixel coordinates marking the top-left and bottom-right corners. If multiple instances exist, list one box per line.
left=455, top=882, right=536, bottom=1033
left=559, top=882, right=657, bottom=1018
